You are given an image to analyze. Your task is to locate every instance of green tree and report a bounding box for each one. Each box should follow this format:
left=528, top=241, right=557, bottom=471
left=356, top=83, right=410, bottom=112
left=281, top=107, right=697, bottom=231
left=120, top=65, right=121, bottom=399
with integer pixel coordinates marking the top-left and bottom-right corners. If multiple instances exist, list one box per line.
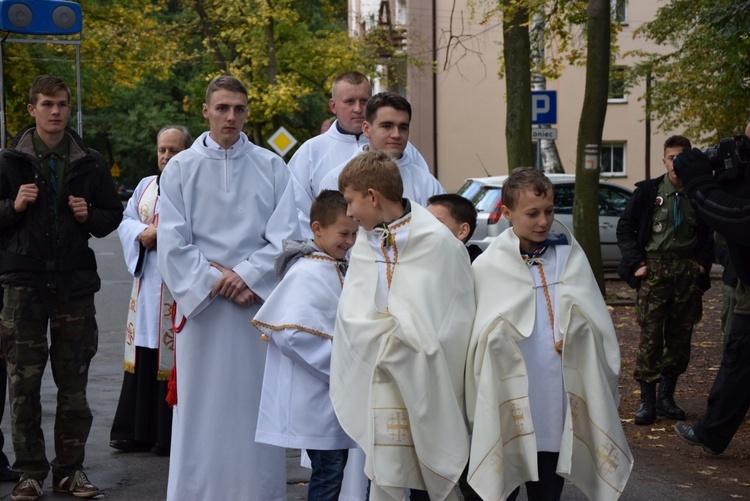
left=184, top=0, right=379, bottom=146
left=630, top=0, right=750, bottom=143
left=1, top=0, right=174, bottom=139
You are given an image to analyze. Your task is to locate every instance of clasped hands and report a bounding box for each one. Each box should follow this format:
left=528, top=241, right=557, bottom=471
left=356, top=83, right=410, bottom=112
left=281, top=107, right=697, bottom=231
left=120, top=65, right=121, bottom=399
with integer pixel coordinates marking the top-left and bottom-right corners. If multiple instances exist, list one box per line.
left=210, top=263, right=259, bottom=307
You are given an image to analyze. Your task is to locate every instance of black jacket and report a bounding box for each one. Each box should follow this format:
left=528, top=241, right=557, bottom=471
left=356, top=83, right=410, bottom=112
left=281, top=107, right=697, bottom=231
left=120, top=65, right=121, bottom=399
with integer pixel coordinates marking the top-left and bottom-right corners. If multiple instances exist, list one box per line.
left=616, top=175, right=713, bottom=290
left=0, top=126, right=123, bottom=299
left=675, top=147, right=750, bottom=309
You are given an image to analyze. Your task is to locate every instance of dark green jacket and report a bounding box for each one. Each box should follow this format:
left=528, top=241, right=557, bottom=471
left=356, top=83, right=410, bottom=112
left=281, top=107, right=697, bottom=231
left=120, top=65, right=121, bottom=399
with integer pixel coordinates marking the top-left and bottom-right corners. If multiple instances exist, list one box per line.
left=0, top=125, right=123, bottom=299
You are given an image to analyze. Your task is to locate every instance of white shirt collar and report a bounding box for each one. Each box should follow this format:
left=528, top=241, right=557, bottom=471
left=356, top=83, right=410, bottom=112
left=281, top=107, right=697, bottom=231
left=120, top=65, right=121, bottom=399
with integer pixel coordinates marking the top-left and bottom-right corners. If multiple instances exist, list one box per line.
left=204, top=133, right=244, bottom=150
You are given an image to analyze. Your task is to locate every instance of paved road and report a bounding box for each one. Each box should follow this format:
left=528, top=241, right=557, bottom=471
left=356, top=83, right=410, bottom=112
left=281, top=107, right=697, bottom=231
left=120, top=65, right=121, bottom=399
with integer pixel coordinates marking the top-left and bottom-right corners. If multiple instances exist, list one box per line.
left=0, top=231, right=728, bottom=500
left=0, top=232, right=309, bottom=500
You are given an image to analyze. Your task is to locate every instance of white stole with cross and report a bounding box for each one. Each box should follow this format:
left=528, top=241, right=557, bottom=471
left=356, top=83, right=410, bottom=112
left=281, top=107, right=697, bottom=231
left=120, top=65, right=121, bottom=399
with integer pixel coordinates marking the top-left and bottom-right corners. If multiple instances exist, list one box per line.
left=466, top=227, right=633, bottom=500
left=123, top=177, right=175, bottom=380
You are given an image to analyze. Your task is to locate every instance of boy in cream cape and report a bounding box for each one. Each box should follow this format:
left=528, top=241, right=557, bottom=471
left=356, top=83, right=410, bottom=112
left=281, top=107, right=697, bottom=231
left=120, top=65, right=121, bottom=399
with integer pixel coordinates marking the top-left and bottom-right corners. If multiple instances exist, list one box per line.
left=330, top=151, right=474, bottom=501
left=466, top=167, right=633, bottom=500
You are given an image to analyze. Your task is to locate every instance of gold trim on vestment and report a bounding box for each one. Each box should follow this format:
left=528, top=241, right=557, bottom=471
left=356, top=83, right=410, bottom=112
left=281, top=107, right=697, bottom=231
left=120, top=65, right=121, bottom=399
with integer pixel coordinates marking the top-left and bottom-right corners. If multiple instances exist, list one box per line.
left=568, top=392, right=630, bottom=493
left=251, top=320, right=333, bottom=341
left=304, top=254, right=345, bottom=288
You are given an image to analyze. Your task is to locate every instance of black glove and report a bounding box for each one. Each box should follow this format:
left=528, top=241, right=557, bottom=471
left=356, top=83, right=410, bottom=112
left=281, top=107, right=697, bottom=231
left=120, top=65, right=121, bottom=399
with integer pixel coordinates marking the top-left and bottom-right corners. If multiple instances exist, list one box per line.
left=673, top=147, right=713, bottom=183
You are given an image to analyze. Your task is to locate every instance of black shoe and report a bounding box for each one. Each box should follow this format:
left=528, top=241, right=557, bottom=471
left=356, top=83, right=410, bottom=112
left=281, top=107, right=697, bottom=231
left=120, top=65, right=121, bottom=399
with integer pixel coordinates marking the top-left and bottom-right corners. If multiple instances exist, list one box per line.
left=674, top=422, right=721, bottom=455
left=656, top=376, right=686, bottom=420
left=110, top=439, right=151, bottom=452
left=635, top=381, right=657, bottom=425
left=0, top=465, right=20, bottom=482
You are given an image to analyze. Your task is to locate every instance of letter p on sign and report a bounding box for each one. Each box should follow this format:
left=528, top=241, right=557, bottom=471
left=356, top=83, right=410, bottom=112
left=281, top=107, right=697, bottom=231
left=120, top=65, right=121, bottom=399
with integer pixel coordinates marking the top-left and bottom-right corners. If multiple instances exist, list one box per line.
left=531, top=91, right=557, bottom=125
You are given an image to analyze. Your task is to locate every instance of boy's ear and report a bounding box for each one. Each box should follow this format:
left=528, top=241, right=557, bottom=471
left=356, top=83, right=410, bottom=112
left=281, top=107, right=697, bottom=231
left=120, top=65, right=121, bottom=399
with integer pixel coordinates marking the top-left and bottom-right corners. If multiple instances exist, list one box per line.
left=367, top=188, right=379, bottom=207
left=457, top=222, right=471, bottom=242
left=501, top=205, right=512, bottom=222
left=310, top=220, right=321, bottom=236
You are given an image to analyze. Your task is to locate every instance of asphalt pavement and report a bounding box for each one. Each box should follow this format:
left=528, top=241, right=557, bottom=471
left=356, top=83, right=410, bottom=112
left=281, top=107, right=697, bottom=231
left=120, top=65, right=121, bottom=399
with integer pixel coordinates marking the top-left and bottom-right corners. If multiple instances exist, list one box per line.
left=0, top=231, right=729, bottom=500
left=0, top=232, right=309, bottom=500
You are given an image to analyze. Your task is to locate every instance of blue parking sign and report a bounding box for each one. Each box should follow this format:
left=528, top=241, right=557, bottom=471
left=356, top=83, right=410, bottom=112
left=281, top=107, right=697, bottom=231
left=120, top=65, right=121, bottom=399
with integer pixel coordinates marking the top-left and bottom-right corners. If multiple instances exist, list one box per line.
left=531, top=90, right=557, bottom=125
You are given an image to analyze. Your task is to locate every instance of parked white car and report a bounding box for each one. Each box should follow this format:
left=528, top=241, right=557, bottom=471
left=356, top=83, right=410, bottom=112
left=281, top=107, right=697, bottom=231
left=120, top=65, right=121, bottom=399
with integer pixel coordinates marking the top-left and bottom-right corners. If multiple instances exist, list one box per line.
left=456, top=174, right=633, bottom=268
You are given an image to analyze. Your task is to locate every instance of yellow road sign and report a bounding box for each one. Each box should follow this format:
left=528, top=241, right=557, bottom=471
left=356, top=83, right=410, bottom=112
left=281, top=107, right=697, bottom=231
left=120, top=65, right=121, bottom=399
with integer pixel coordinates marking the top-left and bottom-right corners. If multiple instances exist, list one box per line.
left=268, top=127, right=298, bottom=157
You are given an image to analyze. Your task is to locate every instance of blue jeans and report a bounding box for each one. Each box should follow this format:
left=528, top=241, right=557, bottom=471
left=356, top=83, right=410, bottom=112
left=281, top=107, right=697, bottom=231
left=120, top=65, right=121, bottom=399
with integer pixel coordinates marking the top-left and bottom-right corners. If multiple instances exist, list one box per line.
left=307, top=449, right=349, bottom=501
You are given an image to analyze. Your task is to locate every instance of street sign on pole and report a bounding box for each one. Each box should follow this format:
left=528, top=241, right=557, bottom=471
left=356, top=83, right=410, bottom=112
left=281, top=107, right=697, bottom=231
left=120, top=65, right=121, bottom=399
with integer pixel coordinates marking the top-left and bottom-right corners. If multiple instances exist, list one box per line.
left=531, top=127, right=557, bottom=140
left=531, top=90, right=557, bottom=125
left=267, top=126, right=298, bottom=157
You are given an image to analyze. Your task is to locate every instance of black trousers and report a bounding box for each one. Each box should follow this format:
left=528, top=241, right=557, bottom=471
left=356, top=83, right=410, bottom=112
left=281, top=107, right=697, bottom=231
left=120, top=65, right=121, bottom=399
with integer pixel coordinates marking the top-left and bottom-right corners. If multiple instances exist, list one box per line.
left=110, top=347, right=172, bottom=453
left=693, top=313, right=750, bottom=453
left=507, top=452, right=565, bottom=501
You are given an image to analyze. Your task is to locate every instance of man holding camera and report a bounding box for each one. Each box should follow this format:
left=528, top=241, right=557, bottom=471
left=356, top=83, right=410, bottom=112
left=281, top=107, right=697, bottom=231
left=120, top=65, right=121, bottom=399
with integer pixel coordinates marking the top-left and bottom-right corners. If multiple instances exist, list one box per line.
left=673, top=122, right=750, bottom=455
left=617, top=135, right=713, bottom=426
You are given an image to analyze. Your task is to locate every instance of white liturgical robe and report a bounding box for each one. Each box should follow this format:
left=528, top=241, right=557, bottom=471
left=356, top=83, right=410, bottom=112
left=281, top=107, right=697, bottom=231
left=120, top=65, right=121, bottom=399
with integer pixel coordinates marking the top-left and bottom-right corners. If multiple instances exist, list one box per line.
left=157, top=132, right=300, bottom=501
left=254, top=246, right=357, bottom=451
left=318, top=144, right=444, bottom=208
left=288, top=120, right=430, bottom=236
left=330, top=203, right=474, bottom=501
left=466, top=227, right=633, bottom=501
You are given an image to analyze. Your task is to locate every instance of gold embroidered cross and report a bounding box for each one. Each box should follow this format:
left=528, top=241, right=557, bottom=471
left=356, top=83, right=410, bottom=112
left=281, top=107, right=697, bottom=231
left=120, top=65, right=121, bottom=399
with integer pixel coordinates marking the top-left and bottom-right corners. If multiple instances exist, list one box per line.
left=386, top=410, right=410, bottom=442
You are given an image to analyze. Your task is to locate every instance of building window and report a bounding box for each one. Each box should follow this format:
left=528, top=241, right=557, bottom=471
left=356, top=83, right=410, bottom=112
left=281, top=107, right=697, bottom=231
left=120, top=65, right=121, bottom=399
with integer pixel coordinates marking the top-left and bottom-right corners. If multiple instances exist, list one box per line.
left=612, top=0, right=628, bottom=25
left=608, top=66, right=627, bottom=103
left=601, top=143, right=626, bottom=176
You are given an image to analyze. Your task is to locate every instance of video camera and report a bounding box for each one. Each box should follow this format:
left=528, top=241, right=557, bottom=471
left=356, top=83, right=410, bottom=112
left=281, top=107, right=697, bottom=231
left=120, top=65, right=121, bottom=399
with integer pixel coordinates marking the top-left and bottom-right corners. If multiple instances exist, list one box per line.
left=702, top=134, right=750, bottom=177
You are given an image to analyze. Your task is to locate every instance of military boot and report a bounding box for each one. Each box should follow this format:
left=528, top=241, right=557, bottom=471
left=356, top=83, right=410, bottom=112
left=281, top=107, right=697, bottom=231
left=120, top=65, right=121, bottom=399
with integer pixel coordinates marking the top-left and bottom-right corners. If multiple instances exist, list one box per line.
left=656, top=375, right=686, bottom=420
left=635, top=381, right=657, bottom=425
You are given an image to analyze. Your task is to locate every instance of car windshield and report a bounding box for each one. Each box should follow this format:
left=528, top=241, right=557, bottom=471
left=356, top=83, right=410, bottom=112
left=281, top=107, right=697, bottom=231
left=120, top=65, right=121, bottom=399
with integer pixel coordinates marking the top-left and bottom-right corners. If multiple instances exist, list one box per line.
left=456, top=180, right=485, bottom=202
left=473, top=187, right=502, bottom=212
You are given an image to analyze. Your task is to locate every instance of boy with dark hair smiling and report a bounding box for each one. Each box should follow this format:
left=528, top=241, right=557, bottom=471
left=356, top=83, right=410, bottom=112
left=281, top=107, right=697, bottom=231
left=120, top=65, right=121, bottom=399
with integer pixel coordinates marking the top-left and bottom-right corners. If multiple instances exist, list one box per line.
left=254, top=190, right=358, bottom=501
left=330, top=150, right=474, bottom=500
left=466, top=167, right=632, bottom=500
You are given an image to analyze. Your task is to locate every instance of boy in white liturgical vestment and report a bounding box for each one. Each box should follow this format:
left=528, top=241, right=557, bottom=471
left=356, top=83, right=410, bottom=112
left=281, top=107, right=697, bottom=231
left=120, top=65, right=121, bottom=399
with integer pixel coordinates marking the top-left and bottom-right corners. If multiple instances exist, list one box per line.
left=466, top=167, right=633, bottom=501
left=254, top=190, right=358, bottom=500
left=330, top=151, right=475, bottom=501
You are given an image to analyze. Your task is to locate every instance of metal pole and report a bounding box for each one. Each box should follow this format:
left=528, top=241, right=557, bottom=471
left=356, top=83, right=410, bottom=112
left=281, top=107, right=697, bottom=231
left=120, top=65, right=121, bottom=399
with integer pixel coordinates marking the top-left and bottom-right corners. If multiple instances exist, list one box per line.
left=76, top=39, right=81, bottom=136
left=1, top=39, right=5, bottom=149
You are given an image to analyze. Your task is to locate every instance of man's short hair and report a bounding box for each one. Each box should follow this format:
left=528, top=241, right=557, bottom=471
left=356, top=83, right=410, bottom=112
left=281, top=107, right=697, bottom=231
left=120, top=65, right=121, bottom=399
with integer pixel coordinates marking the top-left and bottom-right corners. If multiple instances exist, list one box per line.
left=310, top=190, right=348, bottom=228
left=29, top=75, right=70, bottom=105
left=502, top=167, right=554, bottom=210
left=332, top=71, right=370, bottom=97
left=664, top=135, right=691, bottom=154
left=365, top=92, right=411, bottom=123
left=157, top=125, right=193, bottom=149
left=428, top=193, right=478, bottom=240
left=205, top=75, right=248, bottom=103
left=338, top=150, right=403, bottom=202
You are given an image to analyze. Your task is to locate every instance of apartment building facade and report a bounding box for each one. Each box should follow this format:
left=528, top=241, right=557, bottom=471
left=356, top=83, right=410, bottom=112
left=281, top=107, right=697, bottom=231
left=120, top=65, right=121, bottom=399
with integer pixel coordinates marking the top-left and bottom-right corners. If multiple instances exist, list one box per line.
left=349, top=0, right=675, bottom=191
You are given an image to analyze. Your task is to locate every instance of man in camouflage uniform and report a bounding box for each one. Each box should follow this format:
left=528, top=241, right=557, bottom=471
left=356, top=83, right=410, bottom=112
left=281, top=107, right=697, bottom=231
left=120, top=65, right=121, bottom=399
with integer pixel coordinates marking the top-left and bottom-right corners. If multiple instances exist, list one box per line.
left=0, top=75, right=123, bottom=500
left=617, top=135, right=713, bottom=426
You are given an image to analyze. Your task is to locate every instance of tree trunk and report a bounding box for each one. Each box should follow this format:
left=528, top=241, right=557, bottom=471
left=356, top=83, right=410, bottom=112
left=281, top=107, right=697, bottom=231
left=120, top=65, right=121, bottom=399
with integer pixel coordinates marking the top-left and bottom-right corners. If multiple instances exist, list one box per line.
left=503, top=0, right=533, bottom=171
left=192, top=0, right=227, bottom=73
left=573, top=0, right=610, bottom=293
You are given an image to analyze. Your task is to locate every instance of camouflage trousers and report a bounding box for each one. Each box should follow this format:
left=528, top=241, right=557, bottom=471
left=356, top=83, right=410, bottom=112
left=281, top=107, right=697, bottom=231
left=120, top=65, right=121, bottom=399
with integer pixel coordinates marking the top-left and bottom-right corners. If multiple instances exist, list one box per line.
left=0, top=285, right=98, bottom=481
left=634, top=256, right=703, bottom=382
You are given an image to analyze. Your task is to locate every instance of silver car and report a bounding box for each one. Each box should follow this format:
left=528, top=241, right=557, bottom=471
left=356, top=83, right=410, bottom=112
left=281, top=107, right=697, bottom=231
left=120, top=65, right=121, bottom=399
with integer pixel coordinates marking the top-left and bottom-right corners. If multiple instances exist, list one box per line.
left=457, top=174, right=632, bottom=267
